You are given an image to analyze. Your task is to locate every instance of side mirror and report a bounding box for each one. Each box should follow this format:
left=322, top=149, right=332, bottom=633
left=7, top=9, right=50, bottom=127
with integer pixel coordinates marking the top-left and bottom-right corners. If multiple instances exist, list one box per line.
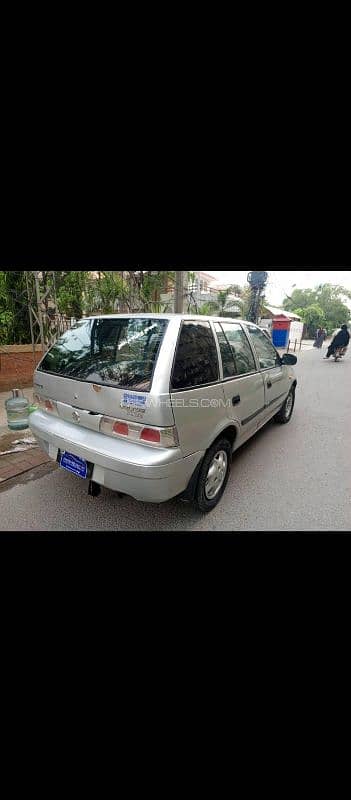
left=281, top=353, right=297, bottom=365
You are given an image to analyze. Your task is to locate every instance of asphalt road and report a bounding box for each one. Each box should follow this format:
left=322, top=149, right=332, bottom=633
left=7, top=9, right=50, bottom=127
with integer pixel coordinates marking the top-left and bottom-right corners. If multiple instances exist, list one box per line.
left=1, top=348, right=350, bottom=532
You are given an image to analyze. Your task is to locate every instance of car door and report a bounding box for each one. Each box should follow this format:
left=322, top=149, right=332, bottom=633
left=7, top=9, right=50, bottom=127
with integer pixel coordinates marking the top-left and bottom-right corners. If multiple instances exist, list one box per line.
left=244, top=323, right=290, bottom=420
left=213, top=321, right=265, bottom=439
left=170, top=320, right=227, bottom=457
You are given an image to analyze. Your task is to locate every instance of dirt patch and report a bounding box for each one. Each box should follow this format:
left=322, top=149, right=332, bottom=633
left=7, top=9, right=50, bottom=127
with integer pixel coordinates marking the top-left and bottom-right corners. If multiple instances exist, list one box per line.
left=0, top=431, right=23, bottom=451
left=0, top=432, right=38, bottom=455
left=0, top=461, right=57, bottom=494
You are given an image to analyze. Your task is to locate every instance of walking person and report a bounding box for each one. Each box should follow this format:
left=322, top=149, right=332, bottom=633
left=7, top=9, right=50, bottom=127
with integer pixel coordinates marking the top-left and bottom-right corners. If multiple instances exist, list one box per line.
left=314, top=327, right=326, bottom=348
left=324, top=324, right=350, bottom=358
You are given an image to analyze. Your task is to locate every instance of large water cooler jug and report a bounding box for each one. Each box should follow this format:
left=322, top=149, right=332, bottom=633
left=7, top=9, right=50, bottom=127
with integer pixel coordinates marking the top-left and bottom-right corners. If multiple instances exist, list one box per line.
left=5, top=389, right=30, bottom=431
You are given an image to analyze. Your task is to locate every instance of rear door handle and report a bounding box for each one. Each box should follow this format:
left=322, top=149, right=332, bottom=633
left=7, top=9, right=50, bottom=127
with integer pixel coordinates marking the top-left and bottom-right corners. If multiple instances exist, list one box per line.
left=232, top=395, right=240, bottom=405
left=267, top=381, right=272, bottom=388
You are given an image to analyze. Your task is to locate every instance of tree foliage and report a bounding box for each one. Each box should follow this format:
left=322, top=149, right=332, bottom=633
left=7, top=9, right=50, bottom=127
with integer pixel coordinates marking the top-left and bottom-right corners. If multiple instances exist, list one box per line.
left=137, top=270, right=174, bottom=312
left=198, top=301, right=221, bottom=315
left=197, top=286, right=245, bottom=317
left=0, top=271, right=31, bottom=344
left=293, top=304, right=325, bottom=332
left=1, top=270, right=171, bottom=345
left=283, top=283, right=350, bottom=335
left=56, top=271, right=89, bottom=318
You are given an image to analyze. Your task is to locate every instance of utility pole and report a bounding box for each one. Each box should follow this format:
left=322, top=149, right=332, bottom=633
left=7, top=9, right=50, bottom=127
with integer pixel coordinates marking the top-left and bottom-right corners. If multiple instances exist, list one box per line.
left=247, top=271, right=268, bottom=324
left=174, top=270, right=185, bottom=313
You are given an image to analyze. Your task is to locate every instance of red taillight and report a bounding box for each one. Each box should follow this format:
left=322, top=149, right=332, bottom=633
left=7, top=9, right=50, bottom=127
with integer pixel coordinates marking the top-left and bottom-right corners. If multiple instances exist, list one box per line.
left=100, top=415, right=178, bottom=448
left=140, top=427, right=161, bottom=443
left=113, top=421, right=129, bottom=436
left=34, top=395, right=58, bottom=415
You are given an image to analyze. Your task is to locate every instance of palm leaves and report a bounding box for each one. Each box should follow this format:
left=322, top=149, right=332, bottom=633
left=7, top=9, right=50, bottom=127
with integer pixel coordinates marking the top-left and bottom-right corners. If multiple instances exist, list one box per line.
left=199, top=286, right=245, bottom=317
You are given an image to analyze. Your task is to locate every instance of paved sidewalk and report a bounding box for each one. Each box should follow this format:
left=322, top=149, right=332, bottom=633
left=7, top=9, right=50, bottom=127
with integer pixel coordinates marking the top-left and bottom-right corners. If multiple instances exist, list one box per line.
left=0, top=429, right=51, bottom=486
left=0, top=387, right=52, bottom=487
left=278, top=338, right=332, bottom=354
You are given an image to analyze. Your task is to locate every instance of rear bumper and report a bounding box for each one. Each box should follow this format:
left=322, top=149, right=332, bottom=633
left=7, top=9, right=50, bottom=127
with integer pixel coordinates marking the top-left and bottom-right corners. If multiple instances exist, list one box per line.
left=29, top=410, right=203, bottom=503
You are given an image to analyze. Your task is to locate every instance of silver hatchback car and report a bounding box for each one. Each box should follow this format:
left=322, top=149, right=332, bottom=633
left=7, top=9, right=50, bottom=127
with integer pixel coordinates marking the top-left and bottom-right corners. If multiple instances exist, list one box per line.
left=29, top=314, right=297, bottom=511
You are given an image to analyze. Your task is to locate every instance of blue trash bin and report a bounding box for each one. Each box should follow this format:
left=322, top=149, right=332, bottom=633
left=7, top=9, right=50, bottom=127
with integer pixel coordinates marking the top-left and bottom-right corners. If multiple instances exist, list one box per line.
left=272, top=328, right=289, bottom=348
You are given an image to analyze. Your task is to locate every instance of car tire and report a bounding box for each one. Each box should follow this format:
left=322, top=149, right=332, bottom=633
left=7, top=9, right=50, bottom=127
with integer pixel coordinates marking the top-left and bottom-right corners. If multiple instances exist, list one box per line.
left=274, top=386, right=295, bottom=424
left=194, top=438, right=232, bottom=512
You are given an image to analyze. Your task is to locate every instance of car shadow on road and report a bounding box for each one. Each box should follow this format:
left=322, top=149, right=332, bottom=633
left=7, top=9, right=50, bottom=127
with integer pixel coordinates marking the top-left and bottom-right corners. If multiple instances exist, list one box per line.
left=78, top=416, right=282, bottom=532
left=1, top=412, right=290, bottom=532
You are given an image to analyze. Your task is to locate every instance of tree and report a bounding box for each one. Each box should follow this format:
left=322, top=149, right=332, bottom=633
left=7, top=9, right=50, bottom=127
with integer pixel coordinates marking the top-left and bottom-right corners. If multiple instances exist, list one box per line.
left=0, top=271, right=15, bottom=345
left=0, top=310, right=14, bottom=344
left=56, top=271, right=89, bottom=318
left=312, top=284, right=350, bottom=333
left=217, top=289, right=232, bottom=314
left=198, top=301, right=221, bottom=315
left=294, top=304, right=325, bottom=336
left=198, top=286, right=244, bottom=317
left=139, top=270, right=175, bottom=312
left=0, top=271, right=31, bottom=344
left=283, top=288, right=316, bottom=311
left=0, top=272, right=13, bottom=344
left=229, top=284, right=245, bottom=298
left=85, top=271, right=127, bottom=314
left=82, top=270, right=175, bottom=315
left=186, top=271, right=199, bottom=312
left=283, top=283, right=350, bottom=335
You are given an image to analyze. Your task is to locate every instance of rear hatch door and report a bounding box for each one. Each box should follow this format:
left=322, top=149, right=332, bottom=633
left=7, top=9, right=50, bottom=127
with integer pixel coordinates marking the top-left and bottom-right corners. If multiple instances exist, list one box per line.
left=34, top=316, right=175, bottom=428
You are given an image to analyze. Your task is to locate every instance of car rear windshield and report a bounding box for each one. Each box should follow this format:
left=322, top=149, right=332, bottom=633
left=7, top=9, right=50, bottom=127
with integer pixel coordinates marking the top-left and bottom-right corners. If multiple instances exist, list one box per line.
left=38, top=318, right=168, bottom=391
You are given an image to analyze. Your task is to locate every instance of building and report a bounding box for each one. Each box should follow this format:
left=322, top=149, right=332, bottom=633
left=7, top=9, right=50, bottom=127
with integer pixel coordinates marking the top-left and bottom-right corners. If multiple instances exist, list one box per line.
left=261, top=304, right=302, bottom=322
left=185, top=272, right=242, bottom=315
left=260, top=305, right=304, bottom=344
left=186, top=271, right=221, bottom=308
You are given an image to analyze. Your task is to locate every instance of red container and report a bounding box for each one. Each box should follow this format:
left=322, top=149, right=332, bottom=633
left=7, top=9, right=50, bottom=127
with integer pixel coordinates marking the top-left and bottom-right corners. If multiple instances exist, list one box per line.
left=272, top=315, right=291, bottom=330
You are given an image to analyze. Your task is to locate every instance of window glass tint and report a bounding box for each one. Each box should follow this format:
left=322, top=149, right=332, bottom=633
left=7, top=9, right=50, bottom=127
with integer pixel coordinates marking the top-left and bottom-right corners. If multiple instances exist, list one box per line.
left=172, top=321, right=219, bottom=390
left=219, top=322, right=256, bottom=375
left=214, top=323, right=236, bottom=377
left=246, top=324, right=280, bottom=369
left=38, top=318, right=168, bottom=391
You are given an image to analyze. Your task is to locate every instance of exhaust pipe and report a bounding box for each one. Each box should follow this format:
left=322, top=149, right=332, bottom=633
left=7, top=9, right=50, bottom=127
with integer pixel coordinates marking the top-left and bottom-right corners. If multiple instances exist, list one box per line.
left=88, top=481, right=125, bottom=499
left=88, top=480, right=101, bottom=497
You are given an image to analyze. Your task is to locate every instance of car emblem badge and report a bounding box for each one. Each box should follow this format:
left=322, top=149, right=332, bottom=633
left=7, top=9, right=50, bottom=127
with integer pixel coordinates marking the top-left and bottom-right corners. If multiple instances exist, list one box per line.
left=72, top=411, right=80, bottom=423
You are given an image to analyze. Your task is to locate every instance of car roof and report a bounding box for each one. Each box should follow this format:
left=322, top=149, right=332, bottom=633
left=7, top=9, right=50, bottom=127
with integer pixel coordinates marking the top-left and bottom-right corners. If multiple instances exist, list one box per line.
left=83, top=313, right=255, bottom=325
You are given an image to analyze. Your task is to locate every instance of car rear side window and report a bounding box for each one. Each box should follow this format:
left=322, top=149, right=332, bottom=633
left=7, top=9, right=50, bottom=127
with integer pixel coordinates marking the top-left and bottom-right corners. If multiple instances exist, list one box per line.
left=215, top=322, right=256, bottom=376
left=171, top=321, right=219, bottom=390
left=38, top=317, right=168, bottom=391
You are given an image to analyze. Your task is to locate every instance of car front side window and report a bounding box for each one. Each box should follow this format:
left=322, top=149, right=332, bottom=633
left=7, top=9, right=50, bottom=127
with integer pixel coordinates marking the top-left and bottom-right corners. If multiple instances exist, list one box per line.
left=217, top=322, right=256, bottom=376
left=246, top=324, right=281, bottom=369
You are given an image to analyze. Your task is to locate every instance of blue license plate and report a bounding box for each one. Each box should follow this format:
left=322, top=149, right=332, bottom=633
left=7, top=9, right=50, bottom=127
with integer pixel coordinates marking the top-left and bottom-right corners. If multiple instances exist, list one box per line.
left=60, top=451, right=88, bottom=479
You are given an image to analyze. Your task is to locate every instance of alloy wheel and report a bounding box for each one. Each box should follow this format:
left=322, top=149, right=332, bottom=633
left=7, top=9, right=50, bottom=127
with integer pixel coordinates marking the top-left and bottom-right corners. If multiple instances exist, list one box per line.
left=205, top=450, right=228, bottom=500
